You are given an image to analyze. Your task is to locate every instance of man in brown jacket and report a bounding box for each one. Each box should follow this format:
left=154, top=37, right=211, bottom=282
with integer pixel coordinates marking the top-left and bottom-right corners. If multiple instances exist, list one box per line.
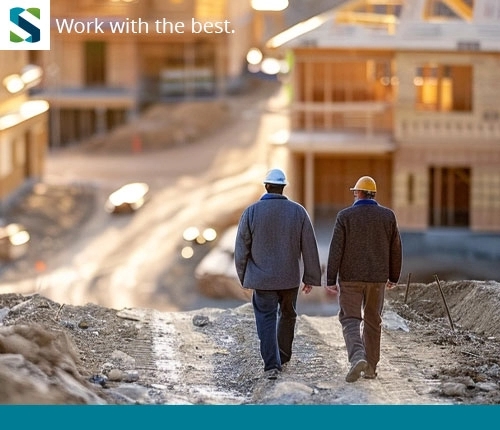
left=326, top=176, right=402, bottom=382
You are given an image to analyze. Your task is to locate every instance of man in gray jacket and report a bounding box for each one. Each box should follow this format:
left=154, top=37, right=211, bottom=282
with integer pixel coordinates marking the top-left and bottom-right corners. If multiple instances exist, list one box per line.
left=326, top=176, right=402, bottom=383
left=235, top=168, right=322, bottom=380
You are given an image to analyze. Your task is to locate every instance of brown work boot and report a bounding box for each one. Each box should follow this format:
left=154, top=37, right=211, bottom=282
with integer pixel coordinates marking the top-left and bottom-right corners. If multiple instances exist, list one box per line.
left=345, top=359, right=367, bottom=383
left=363, top=364, right=378, bottom=379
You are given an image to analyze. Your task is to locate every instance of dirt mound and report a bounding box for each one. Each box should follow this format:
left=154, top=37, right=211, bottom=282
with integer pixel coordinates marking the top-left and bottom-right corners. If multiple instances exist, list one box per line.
left=80, top=100, right=231, bottom=153
left=384, top=280, right=500, bottom=404
left=387, top=280, right=500, bottom=339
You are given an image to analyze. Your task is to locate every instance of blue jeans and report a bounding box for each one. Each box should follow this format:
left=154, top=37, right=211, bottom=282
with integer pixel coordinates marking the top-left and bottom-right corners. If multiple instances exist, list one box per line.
left=252, top=287, right=299, bottom=371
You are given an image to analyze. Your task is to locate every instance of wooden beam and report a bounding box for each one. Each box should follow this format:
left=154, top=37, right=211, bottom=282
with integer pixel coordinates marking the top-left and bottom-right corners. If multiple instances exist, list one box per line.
left=441, top=0, right=473, bottom=21
left=338, top=0, right=370, bottom=13
left=338, top=0, right=404, bottom=12
left=335, top=11, right=399, bottom=26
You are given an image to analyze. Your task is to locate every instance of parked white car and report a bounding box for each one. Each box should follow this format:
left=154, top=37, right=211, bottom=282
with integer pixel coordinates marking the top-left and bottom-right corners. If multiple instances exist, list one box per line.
left=105, top=182, right=150, bottom=214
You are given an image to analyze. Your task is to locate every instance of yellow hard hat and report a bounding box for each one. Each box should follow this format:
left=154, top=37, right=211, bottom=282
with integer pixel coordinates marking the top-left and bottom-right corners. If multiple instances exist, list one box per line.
left=350, top=176, right=377, bottom=193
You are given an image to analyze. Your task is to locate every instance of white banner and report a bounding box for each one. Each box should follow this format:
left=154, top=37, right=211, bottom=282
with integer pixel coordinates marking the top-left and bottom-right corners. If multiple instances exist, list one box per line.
left=0, top=0, right=51, bottom=50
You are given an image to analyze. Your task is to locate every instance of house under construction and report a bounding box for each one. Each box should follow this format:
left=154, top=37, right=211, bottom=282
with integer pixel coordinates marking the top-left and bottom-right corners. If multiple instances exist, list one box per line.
left=33, top=0, right=255, bottom=148
left=268, top=0, right=500, bottom=232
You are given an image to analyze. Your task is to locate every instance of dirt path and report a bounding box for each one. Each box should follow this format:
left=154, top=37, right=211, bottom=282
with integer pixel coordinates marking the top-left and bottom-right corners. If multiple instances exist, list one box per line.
left=112, top=285, right=499, bottom=405
left=72, top=299, right=480, bottom=405
left=2, top=279, right=500, bottom=405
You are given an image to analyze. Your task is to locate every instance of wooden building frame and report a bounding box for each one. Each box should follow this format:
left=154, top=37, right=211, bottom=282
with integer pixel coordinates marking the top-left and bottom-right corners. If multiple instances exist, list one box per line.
left=267, top=0, right=500, bottom=232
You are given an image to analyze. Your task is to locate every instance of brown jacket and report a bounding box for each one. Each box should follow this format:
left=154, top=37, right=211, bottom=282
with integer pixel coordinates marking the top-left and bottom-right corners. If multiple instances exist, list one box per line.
left=327, top=199, right=402, bottom=285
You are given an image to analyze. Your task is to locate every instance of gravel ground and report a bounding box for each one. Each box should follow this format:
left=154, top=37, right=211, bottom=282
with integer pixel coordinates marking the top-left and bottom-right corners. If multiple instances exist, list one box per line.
left=1, top=278, right=500, bottom=405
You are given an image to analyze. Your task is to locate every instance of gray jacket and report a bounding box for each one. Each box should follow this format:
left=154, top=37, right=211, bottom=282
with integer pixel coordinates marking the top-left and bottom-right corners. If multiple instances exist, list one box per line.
left=327, top=199, right=402, bottom=285
left=234, top=193, right=322, bottom=290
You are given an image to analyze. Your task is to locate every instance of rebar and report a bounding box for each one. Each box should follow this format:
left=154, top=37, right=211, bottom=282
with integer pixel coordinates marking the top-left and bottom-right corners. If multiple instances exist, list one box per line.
left=404, top=272, right=412, bottom=304
left=434, top=274, right=455, bottom=331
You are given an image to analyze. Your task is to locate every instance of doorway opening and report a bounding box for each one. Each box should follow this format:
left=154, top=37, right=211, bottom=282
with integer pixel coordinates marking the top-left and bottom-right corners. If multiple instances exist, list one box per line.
left=428, top=167, right=470, bottom=227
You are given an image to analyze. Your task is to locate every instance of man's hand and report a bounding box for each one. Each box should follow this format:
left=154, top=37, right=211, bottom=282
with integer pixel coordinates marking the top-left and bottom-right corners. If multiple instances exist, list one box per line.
left=386, top=280, right=398, bottom=290
left=324, top=284, right=339, bottom=295
left=302, top=284, right=313, bottom=294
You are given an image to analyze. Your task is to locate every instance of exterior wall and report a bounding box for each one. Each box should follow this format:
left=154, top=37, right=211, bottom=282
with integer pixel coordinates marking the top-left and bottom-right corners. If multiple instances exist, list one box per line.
left=394, top=143, right=500, bottom=232
left=394, top=52, right=500, bottom=232
left=472, top=162, right=500, bottom=232
left=0, top=112, right=49, bottom=204
left=0, top=53, right=27, bottom=115
left=108, top=42, right=138, bottom=89
left=392, top=150, right=429, bottom=231
left=59, top=41, right=84, bottom=88
left=1, top=51, right=49, bottom=208
left=395, top=52, right=500, bottom=141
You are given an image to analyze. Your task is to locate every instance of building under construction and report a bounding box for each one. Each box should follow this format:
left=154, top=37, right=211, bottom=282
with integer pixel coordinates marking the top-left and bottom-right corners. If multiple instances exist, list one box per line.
left=268, top=0, right=500, bottom=232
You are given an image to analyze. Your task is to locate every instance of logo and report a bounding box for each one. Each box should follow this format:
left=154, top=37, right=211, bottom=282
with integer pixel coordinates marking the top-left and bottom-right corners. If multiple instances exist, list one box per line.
left=0, top=0, right=51, bottom=50
left=10, top=7, right=41, bottom=43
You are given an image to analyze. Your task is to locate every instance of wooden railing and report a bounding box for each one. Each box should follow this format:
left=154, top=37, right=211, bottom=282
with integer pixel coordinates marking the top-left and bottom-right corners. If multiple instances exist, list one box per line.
left=291, top=101, right=392, bottom=137
left=395, top=112, right=500, bottom=140
left=291, top=102, right=500, bottom=142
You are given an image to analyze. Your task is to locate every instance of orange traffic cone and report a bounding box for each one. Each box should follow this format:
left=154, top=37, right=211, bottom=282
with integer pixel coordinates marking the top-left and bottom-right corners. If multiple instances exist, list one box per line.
left=132, top=133, right=143, bottom=153
left=35, top=260, right=47, bottom=272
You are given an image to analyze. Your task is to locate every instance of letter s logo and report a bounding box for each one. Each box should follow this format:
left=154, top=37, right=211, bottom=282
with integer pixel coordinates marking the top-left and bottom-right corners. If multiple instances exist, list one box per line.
left=10, top=7, right=41, bottom=43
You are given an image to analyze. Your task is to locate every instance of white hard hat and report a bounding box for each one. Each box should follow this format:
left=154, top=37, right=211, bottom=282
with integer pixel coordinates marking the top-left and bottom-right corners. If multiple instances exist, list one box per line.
left=263, top=168, right=287, bottom=185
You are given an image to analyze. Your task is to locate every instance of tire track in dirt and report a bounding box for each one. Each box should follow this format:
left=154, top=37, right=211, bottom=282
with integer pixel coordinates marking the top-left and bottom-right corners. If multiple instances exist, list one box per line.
left=113, top=304, right=454, bottom=404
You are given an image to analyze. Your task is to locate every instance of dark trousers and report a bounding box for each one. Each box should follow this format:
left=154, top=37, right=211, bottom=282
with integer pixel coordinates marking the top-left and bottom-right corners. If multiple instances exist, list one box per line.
left=252, top=287, right=299, bottom=371
left=338, top=281, right=385, bottom=369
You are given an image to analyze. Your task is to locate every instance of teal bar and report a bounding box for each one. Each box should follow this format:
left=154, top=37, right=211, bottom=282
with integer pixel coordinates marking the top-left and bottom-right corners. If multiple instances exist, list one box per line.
left=1, top=405, right=500, bottom=430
